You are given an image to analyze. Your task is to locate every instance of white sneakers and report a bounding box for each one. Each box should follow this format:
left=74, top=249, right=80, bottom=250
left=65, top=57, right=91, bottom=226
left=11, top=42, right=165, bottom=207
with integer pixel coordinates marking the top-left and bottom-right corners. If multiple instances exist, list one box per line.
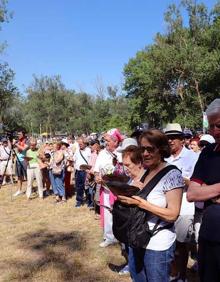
left=99, top=240, right=117, bottom=248
left=13, top=190, right=23, bottom=197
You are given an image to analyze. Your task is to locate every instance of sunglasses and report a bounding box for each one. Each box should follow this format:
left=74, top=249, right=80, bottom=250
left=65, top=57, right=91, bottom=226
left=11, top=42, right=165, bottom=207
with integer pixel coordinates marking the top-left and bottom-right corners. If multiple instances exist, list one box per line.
left=209, top=123, right=220, bottom=130
left=167, top=135, right=183, bottom=141
left=140, top=145, right=156, bottom=154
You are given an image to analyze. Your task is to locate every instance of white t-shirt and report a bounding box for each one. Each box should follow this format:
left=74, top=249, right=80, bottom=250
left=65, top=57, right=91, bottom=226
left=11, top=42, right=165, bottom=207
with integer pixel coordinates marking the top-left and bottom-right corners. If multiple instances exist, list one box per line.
left=0, top=146, right=11, bottom=160
left=94, top=148, right=122, bottom=174
left=146, top=167, right=184, bottom=251
left=74, top=147, right=91, bottom=170
left=166, top=146, right=198, bottom=215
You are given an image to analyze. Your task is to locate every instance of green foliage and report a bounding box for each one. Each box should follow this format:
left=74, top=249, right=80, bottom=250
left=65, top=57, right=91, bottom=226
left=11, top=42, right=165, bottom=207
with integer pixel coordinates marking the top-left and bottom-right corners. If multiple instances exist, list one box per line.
left=0, top=63, right=22, bottom=130
left=22, top=75, right=131, bottom=135
left=124, top=0, right=220, bottom=130
left=0, top=0, right=12, bottom=53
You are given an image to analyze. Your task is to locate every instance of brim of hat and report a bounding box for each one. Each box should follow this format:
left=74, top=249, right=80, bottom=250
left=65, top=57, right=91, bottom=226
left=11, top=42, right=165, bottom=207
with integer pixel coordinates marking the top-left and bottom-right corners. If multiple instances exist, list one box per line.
left=117, top=145, right=127, bottom=152
left=165, top=130, right=184, bottom=136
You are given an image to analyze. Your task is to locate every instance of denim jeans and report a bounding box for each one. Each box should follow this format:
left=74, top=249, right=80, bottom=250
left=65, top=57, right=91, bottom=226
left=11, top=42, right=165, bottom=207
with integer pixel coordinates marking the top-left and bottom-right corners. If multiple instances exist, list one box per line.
left=49, top=169, right=65, bottom=197
left=128, top=243, right=175, bottom=282
left=75, top=170, right=86, bottom=204
left=85, top=184, right=96, bottom=207
left=49, top=170, right=56, bottom=194
left=53, top=169, right=65, bottom=197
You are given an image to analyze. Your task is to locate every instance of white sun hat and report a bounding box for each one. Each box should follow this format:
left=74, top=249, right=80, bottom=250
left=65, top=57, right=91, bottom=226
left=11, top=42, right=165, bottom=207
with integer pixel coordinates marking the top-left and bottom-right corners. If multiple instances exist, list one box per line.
left=117, top=138, right=138, bottom=152
left=200, top=134, right=215, bottom=144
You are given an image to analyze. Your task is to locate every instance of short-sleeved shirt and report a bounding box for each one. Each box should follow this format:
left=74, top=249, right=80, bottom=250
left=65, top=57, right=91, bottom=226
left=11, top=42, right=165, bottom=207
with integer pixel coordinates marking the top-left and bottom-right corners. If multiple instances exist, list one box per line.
left=0, top=146, right=11, bottom=160
left=166, top=146, right=198, bottom=215
left=191, top=143, right=220, bottom=242
left=73, top=147, right=91, bottom=170
left=146, top=165, right=184, bottom=251
left=16, top=138, right=28, bottom=162
left=26, top=149, right=39, bottom=167
left=94, top=148, right=122, bottom=174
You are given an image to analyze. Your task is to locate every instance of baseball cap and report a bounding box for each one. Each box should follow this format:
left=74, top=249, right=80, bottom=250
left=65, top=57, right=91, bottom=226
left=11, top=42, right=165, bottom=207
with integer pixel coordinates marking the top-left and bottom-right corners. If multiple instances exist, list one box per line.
left=200, top=134, right=215, bottom=144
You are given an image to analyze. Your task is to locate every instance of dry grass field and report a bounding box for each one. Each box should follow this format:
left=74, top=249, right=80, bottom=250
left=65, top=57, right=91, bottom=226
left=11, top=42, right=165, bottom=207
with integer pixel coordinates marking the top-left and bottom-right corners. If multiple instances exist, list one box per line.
left=0, top=183, right=199, bottom=282
left=0, top=184, right=130, bottom=282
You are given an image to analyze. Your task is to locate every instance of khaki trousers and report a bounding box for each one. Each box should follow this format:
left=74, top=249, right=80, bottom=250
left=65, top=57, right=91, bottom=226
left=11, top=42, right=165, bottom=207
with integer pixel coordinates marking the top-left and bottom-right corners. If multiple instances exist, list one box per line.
left=26, top=164, right=43, bottom=198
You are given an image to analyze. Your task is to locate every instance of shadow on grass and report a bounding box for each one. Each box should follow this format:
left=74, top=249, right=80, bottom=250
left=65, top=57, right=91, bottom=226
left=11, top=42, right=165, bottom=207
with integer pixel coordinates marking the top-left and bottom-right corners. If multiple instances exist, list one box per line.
left=2, top=229, right=104, bottom=281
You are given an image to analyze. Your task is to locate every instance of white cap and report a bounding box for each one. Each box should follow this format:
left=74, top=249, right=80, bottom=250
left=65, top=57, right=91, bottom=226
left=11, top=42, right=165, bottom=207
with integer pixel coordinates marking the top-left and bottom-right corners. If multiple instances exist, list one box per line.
left=200, top=134, right=215, bottom=144
left=117, top=138, right=138, bottom=152
left=61, top=138, right=69, bottom=145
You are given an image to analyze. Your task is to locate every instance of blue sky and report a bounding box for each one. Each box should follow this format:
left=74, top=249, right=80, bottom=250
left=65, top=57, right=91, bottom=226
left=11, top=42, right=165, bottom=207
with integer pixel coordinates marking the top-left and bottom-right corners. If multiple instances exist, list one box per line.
left=1, top=0, right=217, bottom=95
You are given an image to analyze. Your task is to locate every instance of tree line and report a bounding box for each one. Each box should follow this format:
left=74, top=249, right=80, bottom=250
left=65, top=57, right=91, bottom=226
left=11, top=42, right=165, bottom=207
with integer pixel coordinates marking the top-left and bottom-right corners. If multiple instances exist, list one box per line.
left=1, top=0, right=220, bottom=135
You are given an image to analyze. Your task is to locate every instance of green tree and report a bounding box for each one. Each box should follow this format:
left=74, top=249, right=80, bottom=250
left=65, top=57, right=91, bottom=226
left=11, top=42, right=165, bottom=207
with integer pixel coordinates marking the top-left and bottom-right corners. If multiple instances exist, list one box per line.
left=0, top=63, right=22, bottom=130
left=124, top=0, right=220, bottom=129
left=0, top=0, right=12, bottom=53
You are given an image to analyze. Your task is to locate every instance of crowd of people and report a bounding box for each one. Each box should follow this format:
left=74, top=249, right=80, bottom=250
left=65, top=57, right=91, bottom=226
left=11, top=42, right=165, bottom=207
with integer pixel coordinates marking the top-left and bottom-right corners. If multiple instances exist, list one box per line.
left=0, top=98, right=220, bottom=282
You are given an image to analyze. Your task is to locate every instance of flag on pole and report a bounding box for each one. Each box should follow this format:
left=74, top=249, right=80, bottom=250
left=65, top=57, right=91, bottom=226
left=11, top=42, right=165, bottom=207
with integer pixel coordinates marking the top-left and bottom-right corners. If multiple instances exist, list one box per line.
left=203, top=112, right=208, bottom=132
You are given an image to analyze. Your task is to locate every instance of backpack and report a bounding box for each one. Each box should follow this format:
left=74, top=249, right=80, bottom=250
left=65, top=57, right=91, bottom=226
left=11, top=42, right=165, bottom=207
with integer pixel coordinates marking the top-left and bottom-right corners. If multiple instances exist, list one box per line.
left=112, top=165, right=177, bottom=249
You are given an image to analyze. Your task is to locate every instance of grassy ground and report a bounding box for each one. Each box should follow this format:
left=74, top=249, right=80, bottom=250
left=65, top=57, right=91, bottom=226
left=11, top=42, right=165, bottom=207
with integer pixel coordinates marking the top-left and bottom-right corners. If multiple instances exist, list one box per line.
left=0, top=183, right=199, bottom=282
left=0, top=184, right=130, bottom=282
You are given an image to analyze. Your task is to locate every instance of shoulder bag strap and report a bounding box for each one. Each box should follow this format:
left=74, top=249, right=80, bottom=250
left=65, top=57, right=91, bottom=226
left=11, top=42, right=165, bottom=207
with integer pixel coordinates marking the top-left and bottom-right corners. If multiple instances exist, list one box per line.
left=79, top=149, right=88, bottom=164
left=3, top=146, right=11, bottom=157
left=139, top=170, right=150, bottom=183
left=138, top=165, right=178, bottom=198
left=138, top=164, right=178, bottom=232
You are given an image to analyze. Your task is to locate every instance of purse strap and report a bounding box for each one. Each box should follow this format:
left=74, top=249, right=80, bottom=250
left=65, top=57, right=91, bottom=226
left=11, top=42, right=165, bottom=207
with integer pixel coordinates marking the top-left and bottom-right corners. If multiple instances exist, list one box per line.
left=137, top=165, right=178, bottom=198
left=79, top=149, right=88, bottom=165
left=137, top=164, right=178, bottom=233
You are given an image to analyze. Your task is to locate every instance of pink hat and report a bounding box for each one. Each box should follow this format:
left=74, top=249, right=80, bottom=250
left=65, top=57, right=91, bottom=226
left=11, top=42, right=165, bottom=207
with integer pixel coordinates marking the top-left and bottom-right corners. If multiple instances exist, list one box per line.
left=106, top=128, right=123, bottom=142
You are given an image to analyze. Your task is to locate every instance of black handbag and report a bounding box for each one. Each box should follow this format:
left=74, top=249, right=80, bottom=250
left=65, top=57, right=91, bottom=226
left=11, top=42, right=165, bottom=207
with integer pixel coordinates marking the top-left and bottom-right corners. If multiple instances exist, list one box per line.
left=112, top=165, right=177, bottom=248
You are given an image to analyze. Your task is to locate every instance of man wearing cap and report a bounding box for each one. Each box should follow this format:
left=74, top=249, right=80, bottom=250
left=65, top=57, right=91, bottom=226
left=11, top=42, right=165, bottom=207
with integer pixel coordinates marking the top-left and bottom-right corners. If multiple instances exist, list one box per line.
left=199, top=134, right=215, bottom=150
left=164, top=123, right=198, bottom=282
left=183, top=128, right=193, bottom=149
left=94, top=128, right=123, bottom=247
left=0, top=138, right=13, bottom=185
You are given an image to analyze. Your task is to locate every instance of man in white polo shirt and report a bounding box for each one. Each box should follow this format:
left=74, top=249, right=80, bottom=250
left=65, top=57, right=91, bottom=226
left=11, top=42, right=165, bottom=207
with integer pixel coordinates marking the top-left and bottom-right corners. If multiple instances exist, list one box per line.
left=165, top=123, right=198, bottom=282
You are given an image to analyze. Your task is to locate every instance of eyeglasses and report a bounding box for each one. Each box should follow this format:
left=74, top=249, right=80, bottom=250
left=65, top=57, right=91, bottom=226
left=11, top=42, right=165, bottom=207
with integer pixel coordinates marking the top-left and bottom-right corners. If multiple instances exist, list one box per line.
left=209, top=123, right=220, bottom=130
left=140, top=145, right=156, bottom=154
